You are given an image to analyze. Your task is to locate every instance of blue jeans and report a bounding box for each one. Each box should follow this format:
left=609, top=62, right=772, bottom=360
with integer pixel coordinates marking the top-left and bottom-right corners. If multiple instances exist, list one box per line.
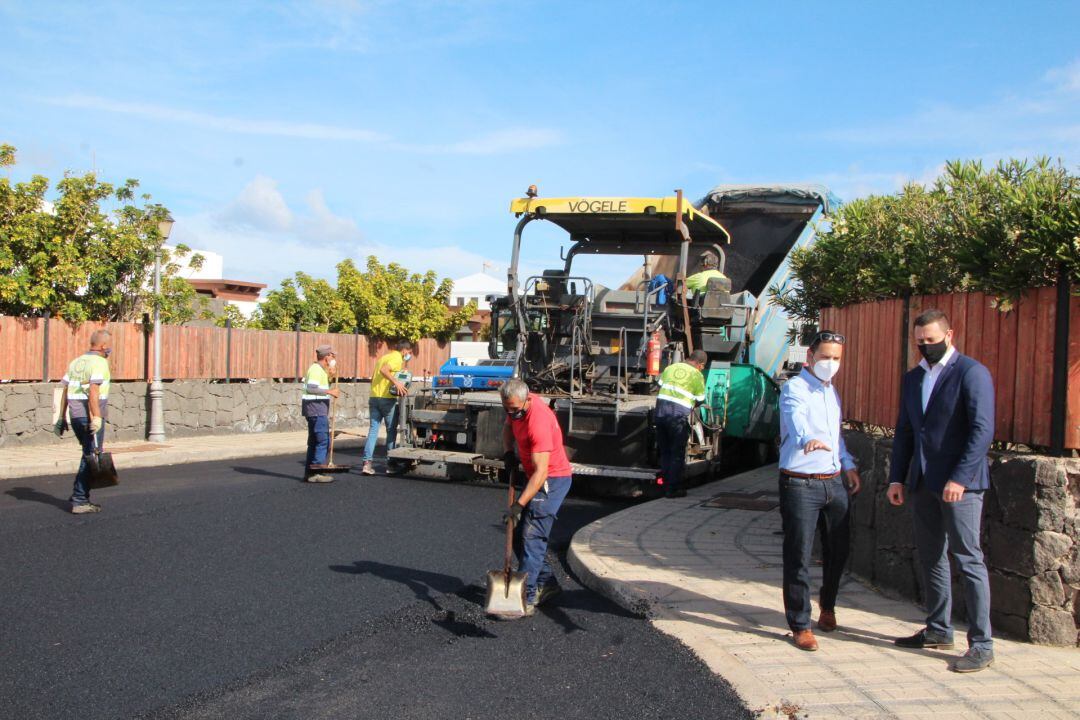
left=513, top=475, right=572, bottom=603
left=305, top=415, right=329, bottom=471
left=910, top=486, right=993, bottom=651
left=655, top=414, right=690, bottom=490
left=70, top=417, right=106, bottom=505
left=363, top=397, right=399, bottom=462
left=779, top=474, right=850, bottom=630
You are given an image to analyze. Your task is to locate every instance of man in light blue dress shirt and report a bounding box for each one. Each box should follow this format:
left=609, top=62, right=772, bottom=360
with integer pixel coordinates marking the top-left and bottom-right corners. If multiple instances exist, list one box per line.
left=778, top=330, right=862, bottom=652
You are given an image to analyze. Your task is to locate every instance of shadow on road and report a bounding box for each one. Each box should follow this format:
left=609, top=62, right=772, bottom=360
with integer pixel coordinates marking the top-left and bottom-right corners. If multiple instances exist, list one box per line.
left=232, top=465, right=306, bottom=482
left=329, top=559, right=466, bottom=607
left=5, top=486, right=70, bottom=512
left=330, top=560, right=499, bottom=639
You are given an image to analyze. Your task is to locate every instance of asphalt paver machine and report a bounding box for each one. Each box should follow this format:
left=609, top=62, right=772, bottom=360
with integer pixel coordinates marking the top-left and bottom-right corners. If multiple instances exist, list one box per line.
left=389, top=185, right=835, bottom=496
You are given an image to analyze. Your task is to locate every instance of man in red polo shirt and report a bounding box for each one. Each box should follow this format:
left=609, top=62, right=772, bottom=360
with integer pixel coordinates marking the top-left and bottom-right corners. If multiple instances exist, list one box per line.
left=500, top=378, right=574, bottom=614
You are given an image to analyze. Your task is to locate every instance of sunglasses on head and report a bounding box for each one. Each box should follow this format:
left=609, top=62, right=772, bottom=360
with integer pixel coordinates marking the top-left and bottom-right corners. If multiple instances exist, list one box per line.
left=813, top=332, right=846, bottom=345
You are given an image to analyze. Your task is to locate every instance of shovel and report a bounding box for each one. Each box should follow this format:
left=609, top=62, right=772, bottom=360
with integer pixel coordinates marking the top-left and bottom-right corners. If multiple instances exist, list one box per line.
left=484, top=466, right=528, bottom=619
left=85, top=431, right=119, bottom=490
left=310, top=372, right=351, bottom=474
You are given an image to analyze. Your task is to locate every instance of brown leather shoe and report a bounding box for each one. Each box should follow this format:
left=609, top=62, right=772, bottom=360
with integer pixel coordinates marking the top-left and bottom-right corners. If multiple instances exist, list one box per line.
left=817, top=609, right=837, bottom=632
left=793, top=629, right=818, bottom=651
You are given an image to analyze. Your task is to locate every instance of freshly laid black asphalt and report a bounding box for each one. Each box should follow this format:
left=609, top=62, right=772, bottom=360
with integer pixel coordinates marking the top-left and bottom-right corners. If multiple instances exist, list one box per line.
left=0, top=446, right=750, bottom=720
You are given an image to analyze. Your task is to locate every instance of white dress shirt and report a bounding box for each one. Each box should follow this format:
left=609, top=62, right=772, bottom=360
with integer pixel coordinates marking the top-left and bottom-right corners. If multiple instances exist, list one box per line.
left=918, top=344, right=956, bottom=473
left=919, top=344, right=956, bottom=412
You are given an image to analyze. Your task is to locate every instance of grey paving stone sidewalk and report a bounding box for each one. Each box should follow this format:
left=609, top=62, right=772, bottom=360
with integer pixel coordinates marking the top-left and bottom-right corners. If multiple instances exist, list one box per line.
left=569, top=464, right=1080, bottom=720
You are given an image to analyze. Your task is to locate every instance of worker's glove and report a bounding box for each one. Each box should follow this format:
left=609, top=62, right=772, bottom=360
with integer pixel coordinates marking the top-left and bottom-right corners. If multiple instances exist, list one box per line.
left=89, top=416, right=103, bottom=434
left=53, top=419, right=68, bottom=437
left=502, top=502, right=525, bottom=526
left=501, top=450, right=518, bottom=471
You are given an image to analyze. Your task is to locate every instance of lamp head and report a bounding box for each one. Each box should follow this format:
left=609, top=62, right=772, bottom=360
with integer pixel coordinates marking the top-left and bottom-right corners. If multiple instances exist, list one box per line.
left=157, top=214, right=175, bottom=242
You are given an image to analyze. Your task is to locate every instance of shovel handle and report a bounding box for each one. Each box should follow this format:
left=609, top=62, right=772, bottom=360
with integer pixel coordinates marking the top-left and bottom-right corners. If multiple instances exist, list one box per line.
left=328, top=373, right=339, bottom=465
left=504, top=475, right=516, bottom=579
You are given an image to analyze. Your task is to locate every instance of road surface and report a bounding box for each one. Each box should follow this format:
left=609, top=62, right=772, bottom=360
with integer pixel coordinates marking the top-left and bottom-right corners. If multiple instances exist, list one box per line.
left=1, top=446, right=750, bottom=720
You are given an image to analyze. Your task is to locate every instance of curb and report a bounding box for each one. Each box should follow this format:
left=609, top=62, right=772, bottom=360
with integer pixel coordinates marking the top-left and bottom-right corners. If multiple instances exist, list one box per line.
left=567, top=506, right=790, bottom=720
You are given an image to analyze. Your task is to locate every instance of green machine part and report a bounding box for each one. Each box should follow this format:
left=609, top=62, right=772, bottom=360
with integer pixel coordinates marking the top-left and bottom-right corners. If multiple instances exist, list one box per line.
left=701, top=364, right=780, bottom=442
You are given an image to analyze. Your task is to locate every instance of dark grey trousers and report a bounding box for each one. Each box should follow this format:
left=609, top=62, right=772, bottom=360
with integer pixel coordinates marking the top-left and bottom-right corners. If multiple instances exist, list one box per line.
left=910, top=486, right=993, bottom=651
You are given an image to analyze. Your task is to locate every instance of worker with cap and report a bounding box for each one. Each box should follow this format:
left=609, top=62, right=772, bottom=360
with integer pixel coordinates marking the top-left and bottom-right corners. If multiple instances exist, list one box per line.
left=654, top=349, right=708, bottom=498
left=55, top=329, right=113, bottom=514
left=685, top=251, right=728, bottom=294
left=302, top=344, right=340, bottom=483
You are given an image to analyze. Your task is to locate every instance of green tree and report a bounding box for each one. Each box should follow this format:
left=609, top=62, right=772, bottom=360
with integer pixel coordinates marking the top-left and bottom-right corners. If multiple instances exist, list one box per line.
left=249, top=272, right=355, bottom=332
left=771, top=157, right=1080, bottom=325
left=214, top=304, right=248, bottom=329
left=0, top=143, right=199, bottom=323
left=336, top=256, right=475, bottom=341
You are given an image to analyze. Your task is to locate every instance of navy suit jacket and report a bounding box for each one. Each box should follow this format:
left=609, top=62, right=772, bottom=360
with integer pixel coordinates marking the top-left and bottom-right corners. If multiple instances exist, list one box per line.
left=889, top=351, right=994, bottom=492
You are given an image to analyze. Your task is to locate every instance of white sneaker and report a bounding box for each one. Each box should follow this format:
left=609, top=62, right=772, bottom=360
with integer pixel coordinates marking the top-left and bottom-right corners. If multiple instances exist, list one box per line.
left=361, top=462, right=376, bottom=476
left=71, top=503, right=102, bottom=514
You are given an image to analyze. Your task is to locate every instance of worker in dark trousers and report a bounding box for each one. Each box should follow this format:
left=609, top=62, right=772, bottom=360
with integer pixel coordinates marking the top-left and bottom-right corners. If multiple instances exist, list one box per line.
left=500, top=378, right=573, bottom=616
left=56, top=329, right=113, bottom=514
left=302, top=344, right=339, bottom=483
left=653, top=350, right=708, bottom=498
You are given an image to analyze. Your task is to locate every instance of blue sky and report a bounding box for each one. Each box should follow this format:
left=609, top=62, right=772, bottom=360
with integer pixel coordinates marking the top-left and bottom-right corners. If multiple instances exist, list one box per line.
left=2, top=0, right=1078, bottom=291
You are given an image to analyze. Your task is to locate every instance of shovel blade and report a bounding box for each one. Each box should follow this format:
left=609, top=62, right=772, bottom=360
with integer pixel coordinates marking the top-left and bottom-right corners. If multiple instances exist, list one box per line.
left=87, top=452, right=119, bottom=489
left=483, top=570, right=528, bottom=618
left=308, top=463, right=352, bottom=473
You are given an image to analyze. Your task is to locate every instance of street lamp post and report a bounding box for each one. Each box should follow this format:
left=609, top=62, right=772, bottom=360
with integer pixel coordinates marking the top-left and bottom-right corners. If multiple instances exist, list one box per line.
left=148, top=214, right=174, bottom=443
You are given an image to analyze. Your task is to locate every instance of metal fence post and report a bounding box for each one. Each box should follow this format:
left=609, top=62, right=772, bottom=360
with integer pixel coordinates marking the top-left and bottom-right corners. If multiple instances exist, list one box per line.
left=1050, top=268, right=1070, bottom=456
left=41, top=311, right=50, bottom=382
left=295, top=321, right=302, bottom=383
left=225, top=317, right=232, bottom=384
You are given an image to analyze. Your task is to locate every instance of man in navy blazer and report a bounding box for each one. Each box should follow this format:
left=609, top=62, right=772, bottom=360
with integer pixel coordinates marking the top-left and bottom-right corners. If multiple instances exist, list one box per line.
left=888, top=309, right=995, bottom=673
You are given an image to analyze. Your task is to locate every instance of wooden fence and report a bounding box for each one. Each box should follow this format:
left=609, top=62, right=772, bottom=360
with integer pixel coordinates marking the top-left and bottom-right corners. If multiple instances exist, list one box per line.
left=0, top=316, right=450, bottom=382
left=820, top=287, right=1077, bottom=450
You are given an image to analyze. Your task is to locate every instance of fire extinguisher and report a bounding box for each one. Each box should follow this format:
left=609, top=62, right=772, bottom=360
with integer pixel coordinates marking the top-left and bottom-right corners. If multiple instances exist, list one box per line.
left=646, top=330, right=662, bottom=376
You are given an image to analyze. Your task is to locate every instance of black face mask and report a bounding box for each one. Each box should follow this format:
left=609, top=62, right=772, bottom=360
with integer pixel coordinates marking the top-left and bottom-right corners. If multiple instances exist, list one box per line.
left=509, top=404, right=528, bottom=420
left=918, top=339, right=948, bottom=365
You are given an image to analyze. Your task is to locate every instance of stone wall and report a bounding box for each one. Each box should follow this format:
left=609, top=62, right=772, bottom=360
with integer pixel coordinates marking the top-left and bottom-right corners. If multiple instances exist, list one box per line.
left=844, top=430, right=1079, bottom=647
left=0, top=380, right=373, bottom=447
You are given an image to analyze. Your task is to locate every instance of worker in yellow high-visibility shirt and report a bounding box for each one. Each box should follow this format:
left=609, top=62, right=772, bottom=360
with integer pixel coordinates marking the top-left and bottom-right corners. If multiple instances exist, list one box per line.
left=56, top=329, right=113, bottom=514
left=685, top=251, right=728, bottom=294
left=653, top=349, right=707, bottom=498
left=301, top=344, right=340, bottom=483
left=362, top=340, right=412, bottom=475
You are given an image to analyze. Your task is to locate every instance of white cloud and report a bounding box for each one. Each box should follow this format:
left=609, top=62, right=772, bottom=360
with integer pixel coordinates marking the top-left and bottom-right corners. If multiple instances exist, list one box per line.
left=301, top=189, right=363, bottom=244
left=171, top=175, right=508, bottom=289
left=47, top=94, right=388, bottom=143
left=42, top=94, right=564, bottom=156
left=218, top=175, right=294, bottom=232
left=818, top=58, right=1080, bottom=154
left=811, top=58, right=1080, bottom=200
left=1045, top=59, right=1080, bottom=93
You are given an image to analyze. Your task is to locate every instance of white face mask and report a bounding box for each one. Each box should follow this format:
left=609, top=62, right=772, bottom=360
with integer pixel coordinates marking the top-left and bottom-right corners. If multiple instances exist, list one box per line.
left=403, top=353, right=412, bottom=362
left=812, top=358, right=840, bottom=382
left=328, top=358, right=337, bottom=369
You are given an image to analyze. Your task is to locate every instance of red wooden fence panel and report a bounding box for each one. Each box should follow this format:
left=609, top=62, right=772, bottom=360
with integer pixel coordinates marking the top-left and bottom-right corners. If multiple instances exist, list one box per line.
left=157, top=326, right=227, bottom=379
left=229, top=328, right=293, bottom=379
left=823, top=289, right=1075, bottom=449
left=47, top=320, right=146, bottom=381
left=1067, top=294, right=1080, bottom=449
left=0, top=316, right=44, bottom=380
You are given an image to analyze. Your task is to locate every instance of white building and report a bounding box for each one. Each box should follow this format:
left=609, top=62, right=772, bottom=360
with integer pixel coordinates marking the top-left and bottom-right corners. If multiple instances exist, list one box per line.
left=164, top=245, right=265, bottom=319
left=450, top=271, right=505, bottom=310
